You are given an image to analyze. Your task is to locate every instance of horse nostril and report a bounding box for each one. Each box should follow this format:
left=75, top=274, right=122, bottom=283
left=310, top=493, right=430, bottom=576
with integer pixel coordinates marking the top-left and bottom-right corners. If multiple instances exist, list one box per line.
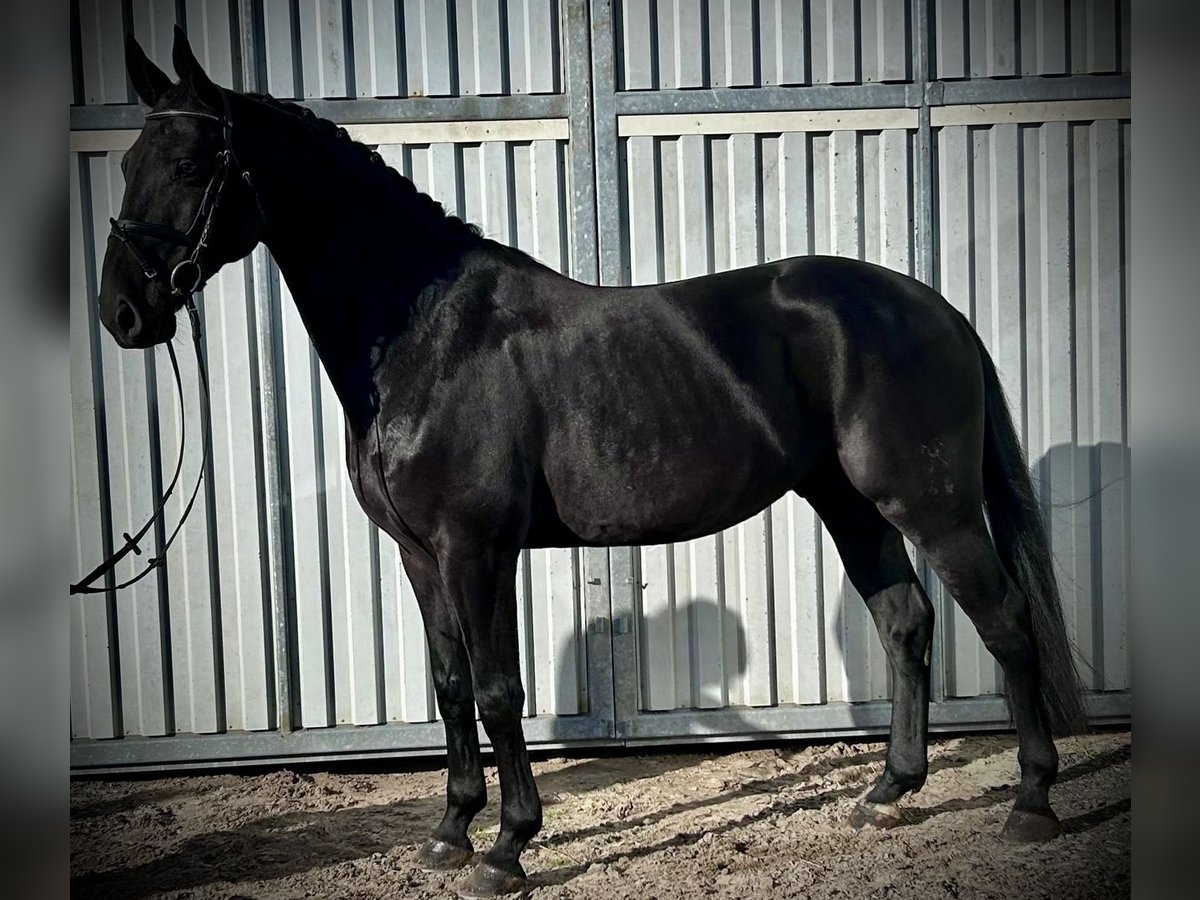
left=115, top=299, right=139, bottom=335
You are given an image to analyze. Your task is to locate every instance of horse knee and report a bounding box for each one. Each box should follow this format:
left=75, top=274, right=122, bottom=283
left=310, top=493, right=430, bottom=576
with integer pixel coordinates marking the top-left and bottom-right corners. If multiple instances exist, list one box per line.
left=433, top=669, right=475, bottom=723
left=870, top=587, right=934, bottom=674
left=474, top=675, right=525, bottom=733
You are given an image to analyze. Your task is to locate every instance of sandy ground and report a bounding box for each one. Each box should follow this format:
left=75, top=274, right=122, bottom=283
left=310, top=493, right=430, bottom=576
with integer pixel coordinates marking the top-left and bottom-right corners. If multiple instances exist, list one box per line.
left=71, top=729, right=1129, bottom=900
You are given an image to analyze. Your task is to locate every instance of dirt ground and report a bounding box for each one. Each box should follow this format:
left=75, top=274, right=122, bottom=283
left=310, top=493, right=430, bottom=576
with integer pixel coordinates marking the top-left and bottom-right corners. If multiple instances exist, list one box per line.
left=71, top=729, right=1129, bottom=900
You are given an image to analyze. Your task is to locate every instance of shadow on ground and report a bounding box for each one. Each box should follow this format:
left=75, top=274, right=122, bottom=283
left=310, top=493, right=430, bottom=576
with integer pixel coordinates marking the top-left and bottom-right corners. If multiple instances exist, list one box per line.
left=70, top=735, right=1129, bottom=899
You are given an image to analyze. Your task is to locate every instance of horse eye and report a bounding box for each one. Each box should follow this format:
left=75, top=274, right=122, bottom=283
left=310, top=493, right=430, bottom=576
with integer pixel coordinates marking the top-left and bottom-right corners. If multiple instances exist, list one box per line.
left=174, top=159, right=200, bottom=179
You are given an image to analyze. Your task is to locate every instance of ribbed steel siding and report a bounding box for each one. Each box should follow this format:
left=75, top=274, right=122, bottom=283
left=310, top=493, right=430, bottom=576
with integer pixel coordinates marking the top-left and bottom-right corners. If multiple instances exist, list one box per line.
left=276, top=138, right=583, bottom=728
left=73, top=0, right=561, bottom=103
left=935, top=115, right=1131, bottom=696
left=75, top=0, right=245, bottom=104
left=616, top=0, right=910, bottom=90
left=70, top=151, right=275, bottom=740
left=932, top=0, right=1130, bottom=80
left=259, top=0, right=561, bottom=98
left=623, top=129, right=914, bottom=711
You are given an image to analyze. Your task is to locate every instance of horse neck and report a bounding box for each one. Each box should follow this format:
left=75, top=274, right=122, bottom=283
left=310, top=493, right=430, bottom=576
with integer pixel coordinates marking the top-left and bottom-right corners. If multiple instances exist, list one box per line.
left=230, top=93, right=469, bottom=431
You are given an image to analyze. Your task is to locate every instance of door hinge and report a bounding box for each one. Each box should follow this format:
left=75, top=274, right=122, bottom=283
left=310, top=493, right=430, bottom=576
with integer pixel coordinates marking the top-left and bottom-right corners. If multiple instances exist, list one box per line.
left=612, top=615, right=632, bottom=635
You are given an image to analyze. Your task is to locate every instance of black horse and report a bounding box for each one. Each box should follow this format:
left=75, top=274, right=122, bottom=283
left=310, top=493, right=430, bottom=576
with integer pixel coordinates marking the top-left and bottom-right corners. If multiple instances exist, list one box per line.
left=97, top=29, right=1087, bottom=898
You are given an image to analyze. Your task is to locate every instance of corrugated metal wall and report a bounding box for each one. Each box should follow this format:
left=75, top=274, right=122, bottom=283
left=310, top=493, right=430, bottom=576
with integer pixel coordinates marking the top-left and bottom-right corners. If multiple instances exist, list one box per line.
left=74, top=0, right=562, bottom=103
left=615, top=111, right=1132, bottom=719
left=604, top=0, right=1131, bottom=735
left=931, top=0, right=1131, bottom=79
left=617, top=0, right=912, bottom=88
left=935, top=116, right=1132, bottom=696
left=70, top=0, right=1130, bottom=769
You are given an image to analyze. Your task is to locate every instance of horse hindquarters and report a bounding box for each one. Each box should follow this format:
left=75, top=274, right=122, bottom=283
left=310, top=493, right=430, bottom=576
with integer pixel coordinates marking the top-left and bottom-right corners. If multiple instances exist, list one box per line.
left=829, top=329, right=1083, bottom=842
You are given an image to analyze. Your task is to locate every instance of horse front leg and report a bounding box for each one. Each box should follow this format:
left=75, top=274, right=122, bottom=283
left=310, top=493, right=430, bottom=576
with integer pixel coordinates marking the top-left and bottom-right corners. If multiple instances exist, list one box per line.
left=441, top=547, right=542, bottom=899
left=403, top=551, right=487, bottom=872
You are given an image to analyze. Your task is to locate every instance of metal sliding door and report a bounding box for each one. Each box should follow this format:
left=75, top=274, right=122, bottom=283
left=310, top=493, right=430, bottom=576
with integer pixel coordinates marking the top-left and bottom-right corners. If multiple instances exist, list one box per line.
left=590, top=0, right=1131, bottom=745
left=70, top=0, right=1131, bottom=771
left=69, top=0, right=611, bottom=771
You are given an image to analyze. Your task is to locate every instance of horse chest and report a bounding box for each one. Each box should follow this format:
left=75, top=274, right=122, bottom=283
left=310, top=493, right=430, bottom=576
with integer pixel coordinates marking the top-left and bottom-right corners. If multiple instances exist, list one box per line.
left=342, top=422, right=428, bottom=549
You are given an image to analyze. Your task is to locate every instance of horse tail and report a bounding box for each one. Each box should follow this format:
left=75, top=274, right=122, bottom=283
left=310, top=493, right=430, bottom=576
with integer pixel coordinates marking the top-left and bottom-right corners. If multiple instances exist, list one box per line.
left=974, top=333, right=1089, bottom=736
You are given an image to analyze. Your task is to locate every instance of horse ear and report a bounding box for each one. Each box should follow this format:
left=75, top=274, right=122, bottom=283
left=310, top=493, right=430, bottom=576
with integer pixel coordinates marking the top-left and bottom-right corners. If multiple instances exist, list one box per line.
left=125, top=33, right=171, bottom=107
left=171, top=25, right=222, bottom=111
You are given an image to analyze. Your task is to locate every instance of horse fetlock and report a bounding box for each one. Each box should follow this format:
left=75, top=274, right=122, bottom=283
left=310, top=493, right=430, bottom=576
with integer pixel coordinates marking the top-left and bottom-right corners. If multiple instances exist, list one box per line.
left=445, top=784, right=488, bottom=823
left=500, top=804, right=543, bottom=845
left=866, top=767, right=926, bottom=806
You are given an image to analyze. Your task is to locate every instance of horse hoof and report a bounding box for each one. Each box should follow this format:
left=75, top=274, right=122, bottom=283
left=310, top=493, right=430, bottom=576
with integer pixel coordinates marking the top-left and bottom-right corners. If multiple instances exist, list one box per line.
left=849, top=799, right=904, bottom=830
left=455, top=861, right=527, bottom=899
left=414, top=838, right=474, bottom=872
left=1002, top=808, right=1062, bottom=843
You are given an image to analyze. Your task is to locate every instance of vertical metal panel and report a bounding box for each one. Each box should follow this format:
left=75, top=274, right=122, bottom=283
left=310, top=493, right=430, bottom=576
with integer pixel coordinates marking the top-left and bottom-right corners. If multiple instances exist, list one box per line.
left=70, top=136, right=277, bottom=741
left=277, top=280, right=333, bottom=728
left=404, top=0, right=456, bottom=97
left=130, top=1, right=182, bottom=83
left=319, top=369, right=382, bottom=726
left=298, top=0, right=350, bottom=98
left=617, top=0, right=910, bottom=89
left=78, top=0, right=130, bottom=105
left=935, top=115, right=1131, bottom=695
left=378, top=534, right=437, bottom=722
left=292, top=0, right=564, bottom=99
left=71, top=156, right=120, bottom=740
left=932, top=0, right=1129, bottom=79
left=352, top=0, right=402, bottom=97
left=185, top=0, right=240, bottom=87
left=262, top=0, right=301, bottom=97
left=76, top=0, right=245, bottom=103
left=758, top=0, right=807, bottom=87
left=205, top=262, right=275, bottom=733
left=157, top=317, right=222, bottom=737
left=91, top=153, right=172, bottom=739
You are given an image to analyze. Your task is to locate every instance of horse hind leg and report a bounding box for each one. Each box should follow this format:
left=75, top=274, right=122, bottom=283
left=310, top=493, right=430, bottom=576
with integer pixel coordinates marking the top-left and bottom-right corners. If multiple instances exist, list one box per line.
left=804, top=468, right=935, bottom=829
left=880, top=497, right=1064, bottom=842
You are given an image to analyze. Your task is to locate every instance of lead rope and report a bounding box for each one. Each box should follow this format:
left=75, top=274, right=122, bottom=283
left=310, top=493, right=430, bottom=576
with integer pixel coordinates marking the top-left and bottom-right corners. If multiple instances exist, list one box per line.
left=69, top=298, right=211, bottom=595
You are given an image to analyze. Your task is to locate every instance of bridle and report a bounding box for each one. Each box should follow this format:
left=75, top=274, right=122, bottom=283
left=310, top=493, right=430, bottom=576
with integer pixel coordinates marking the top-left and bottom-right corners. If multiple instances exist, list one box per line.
left=108, top=89, right=261, bottom=299
left=71, top=90, right=263, bottom=596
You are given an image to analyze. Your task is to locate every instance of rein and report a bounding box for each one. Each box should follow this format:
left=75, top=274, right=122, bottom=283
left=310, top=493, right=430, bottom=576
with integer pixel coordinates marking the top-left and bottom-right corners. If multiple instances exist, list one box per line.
left=70, top=301, right=210, bottom=594
left=71, top=91, right=261, bottom=596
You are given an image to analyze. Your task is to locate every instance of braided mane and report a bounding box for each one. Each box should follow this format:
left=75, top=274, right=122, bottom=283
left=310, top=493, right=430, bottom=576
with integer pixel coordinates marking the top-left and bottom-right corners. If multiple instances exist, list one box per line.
left=245, top=91, right=484, bottom=246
